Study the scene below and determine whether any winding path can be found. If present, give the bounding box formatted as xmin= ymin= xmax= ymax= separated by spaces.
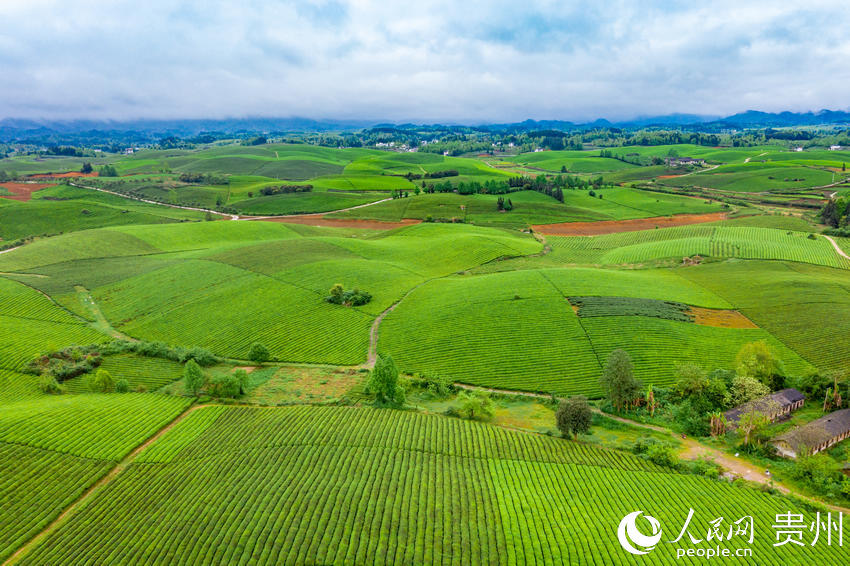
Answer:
xmin=823 ymin=235 xmax=850 ymax=260
xmin=452 ymin=383 xmax=849 ymax=513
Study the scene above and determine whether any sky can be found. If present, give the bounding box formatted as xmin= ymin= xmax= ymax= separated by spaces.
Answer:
xmin=1 ymin=0 xmax=849 ymax=123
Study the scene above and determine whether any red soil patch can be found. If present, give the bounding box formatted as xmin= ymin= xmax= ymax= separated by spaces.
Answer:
xmin=0 ymin=182 xmax=55 ymax=202
xmin=688 ymin=307 xmax=757 ymax=329
xmin=256 ymin=215 xmax=421 ymax=230
xmin=29 ymin=171 xmax=98 ymax=179
xmin=533 ymin=212 xmax=727 ymax=236
xmin=657 ymin=174 xmax=682 ymax=179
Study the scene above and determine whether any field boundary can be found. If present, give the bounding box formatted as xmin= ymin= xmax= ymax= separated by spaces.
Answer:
xmin=3 ymin=403 xmax=206 ymax=566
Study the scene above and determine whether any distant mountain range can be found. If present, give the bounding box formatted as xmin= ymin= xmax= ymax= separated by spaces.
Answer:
xmin=1 ymin=110 xmax=849 ymax=143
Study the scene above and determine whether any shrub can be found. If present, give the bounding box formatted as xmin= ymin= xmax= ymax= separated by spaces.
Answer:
xmin=209 ymin=374 xmax=240 ymax=398
xmin=248 ymin=343 xmax=270 ymax=364
xmin=183 ymin=360 xmax=206 ymax=396
xmin=455 ymin=391 xmax=494 ymax=421
xmin=38 ymin=374 xmax=64 ymax=394
xmin=555 ymin=396 xmax=592 ymax=439
xmin=326 ymin=285 xmax=372 ymax=307
xmin=115 ymin=378 xmax=130 ymax=393
xmin=88 ymin=369 xmax=115 ymax=393
xmin=366 ymin=354 xmax=405 ymax=407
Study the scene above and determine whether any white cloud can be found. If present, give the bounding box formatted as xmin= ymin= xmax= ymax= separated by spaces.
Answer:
xmin=0 ymin=0 xmax=848 ymax=121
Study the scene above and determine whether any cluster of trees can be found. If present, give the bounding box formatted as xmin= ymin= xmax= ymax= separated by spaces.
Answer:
xmin=326 ymin=284 xmax=372 ymax=307
xmin=391 ymin=189 xmax=412 ymax=199
xmin=599 ymin=341 xmax=795 ymax=441
xmin=258 ymin=184 xmax=312 ymax=196
xmin=820 ymin=197 xmax=849 ymax=228
xmin=419 ymin=174 xmax=601 ymax=201
xmin=496 ymin=196 xmax=513 ymax=211
xmin=31 ymin=340 xmax=221 ymax=394
xmin=178 ymin=173 xmax=228 ymax=185
xmin=183 ymin=342 xmax=268 ymax=398
xmin=45 ymin=146 xmax=86 ymax=157
xmin=98 ymin=164 xmax=118 ymax=177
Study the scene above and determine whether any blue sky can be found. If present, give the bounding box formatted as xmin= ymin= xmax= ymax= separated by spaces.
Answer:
xmin=1 ymin=0 xmax=848 ymax=122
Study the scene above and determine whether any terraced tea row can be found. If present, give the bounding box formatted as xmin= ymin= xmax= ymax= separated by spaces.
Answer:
xmin=379 ymin=269 xmax=811 ymax=395
xmin=550 ymin=226 xmax=850 ymax=269
xmin=19 ymin=406 xmax=848 ymax=565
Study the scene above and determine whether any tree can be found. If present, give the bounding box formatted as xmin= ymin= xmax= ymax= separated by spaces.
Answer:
xmin=80 ymin=162 xmax=93 ymax=174
xmin=233 ymin=368 xmax=250 ymax=395
xmin=599 ymin=349 xmax=641 ymax=411
xmin=456 ymin=391 xmax=494 ymax=421
xmin=709 ymin=411 xmax=727 ymax=437
xmin=556 ymin=396 xmax=592 ymax=439
xmin=329 ymin=283 xmax=344 ymax=303
xmin=248 ymin=343 xmax=270 ymax=364
xmin=727 ymin=374 xmax=770 ymax=406
xmin=183 ymin=359 xmax=205 ymax=396
xmin=98 ymin=164 xmax=118 ymax=177
xmin=38 ymin=374 xmax=64 ymax=394
xmin=736 ymin=341 xmax=784 ymax=389
xmin=367 ymin=354 xmax=405 ymax=406
xmin=737 ymin=407 xmax=770 ymax=447
xmin=115 ymin=378 xmax=130 ymax=393
xmin=88 ymin=369 xmax=115 ymax=393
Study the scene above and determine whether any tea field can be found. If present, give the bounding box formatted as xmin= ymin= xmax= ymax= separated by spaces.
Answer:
xmin=16 ymin=406 xmax=849 ymax=565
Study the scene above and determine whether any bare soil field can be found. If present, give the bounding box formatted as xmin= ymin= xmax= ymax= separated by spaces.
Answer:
xmin=688 ymin=307 xmax=758 ymax=329
xmin=532 ymin=212 xmax=727 ymax=236
xmin=0 ymin=182 xmax=55 ymax=201
xmin=29 ymin=172 xmax=98 ymax=179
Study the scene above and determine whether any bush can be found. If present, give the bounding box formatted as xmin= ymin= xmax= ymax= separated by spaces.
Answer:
xmin=455 ymin=391 xmax=494 ymax=421
xmin=326 ymin=285 xmax=372 ymax=307
xmin=115 ymin=378 xmax=130 ymax=393
xmin=38 ymin=374 xmax=64 ymax=394
xmin=248 ymin=343 xmax=270 ymax=364
xmin=366 ymin=355 xmax=405 ymax=407
xmin=555 ymin=396 xmax=592 ymax=439
xmin=183 ymin=360 xmax=206 ymax=396
xmin=88 ymin=369 xmax=115 ymax=393
xmin=209 ymin=374 xmax=241 ymax=398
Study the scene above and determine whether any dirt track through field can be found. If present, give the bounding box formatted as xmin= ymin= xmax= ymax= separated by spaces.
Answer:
xmin=260 ymin=215 xmax=420 ymax=229
xmin=3 ymin=403 xmax=207 ymax=566
xmin=452 ymin=383 xmax=849 ymax=513
xmin=824 ymin=235 xmax=850 ymax=260
xmin=532 ymin=212 xmax=728 ymax=236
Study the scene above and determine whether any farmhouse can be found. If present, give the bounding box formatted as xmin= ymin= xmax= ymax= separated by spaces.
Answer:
xmin=665 ymin=156 xmax=705 ymax=167
xmin=773 ymin=408 xmax=850 ymax=458
xmin=830 ymin=145 xmax=842 ymax=151
xmin=724 ymin=388 xmax=805 ymax=427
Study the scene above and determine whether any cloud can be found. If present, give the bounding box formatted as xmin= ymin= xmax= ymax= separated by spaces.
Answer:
xmin=0 ymin=0 xmax=848 ymax=122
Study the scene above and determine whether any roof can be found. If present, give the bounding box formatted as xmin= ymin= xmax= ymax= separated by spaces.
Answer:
xmin=775 ymin=408 xmax=850 ymax=451
xmin=724 ymin=388 xmax=805 ymax=423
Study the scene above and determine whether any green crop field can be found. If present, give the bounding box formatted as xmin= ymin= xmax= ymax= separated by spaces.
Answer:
xmin=16 ymin=405 xmax=848 ymax=565
xmin=678 ymin=261 xmax=850 ymax=372
xmin=4 ymin=139 xmax=850 ymax=565
xmin=63 ymin=354 xmax=188 ymax=393
xmin=549 ymin=225 xmax=850 ymax=269
xmin=329 ymin=187 xmax=722 ymax=227
xmin=379 ymin=267 xmax=809 ymax=395
xmin=660 ymin=162 xmax=838 ymax=192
